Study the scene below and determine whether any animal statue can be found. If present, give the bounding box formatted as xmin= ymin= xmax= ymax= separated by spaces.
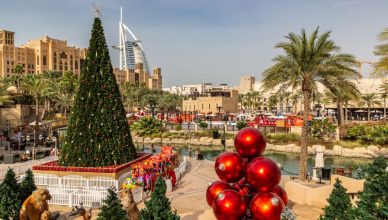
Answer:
xmin=40 ymin=210 xmax=51 ymax=220
xmin=19 ymin=188 xmax=52 ymax=220
xmin=69 ymin=202 xmax=93 ymax=220
xmin=118 ymin=188 xmax=140 ymax=220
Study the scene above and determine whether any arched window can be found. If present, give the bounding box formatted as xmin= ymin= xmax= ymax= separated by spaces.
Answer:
xmin=59 ymin=61 xmax=63 ymax=71
xmin=135 ymin=73 xmax=140 ymax=84
xmin=70 ymin=56 xmax=73 ymax=71
xmin=64 ymin=62 xmax=68 ymax=71
xmin=43 ymin=56 xmax=47 ymax=65
xmin=37 ymin=56 xmax=39 ymax=65
xmin=75 ymin=60 xmax=78 ymax=69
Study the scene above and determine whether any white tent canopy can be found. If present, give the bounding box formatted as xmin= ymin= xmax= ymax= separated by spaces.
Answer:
xmin=29 ymin=121 xmax=43 ymax=126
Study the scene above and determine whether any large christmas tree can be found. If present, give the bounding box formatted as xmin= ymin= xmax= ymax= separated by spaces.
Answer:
xmin=60 ymin=16 xmax=137 ymax=167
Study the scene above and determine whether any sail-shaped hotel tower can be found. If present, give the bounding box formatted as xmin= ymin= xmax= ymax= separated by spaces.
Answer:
xmin=118 ymin=7 xmax=150 ymax=73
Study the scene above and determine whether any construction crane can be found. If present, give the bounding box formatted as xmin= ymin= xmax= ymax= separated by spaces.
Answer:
xmin=357 ymin=60 xmax=373 ymax=76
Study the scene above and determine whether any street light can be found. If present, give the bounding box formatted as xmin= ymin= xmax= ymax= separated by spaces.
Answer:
xmin=315 ymin=103 xmax=322 ymax=118
xmin=149 ymin=98 xmax=157 ymax=118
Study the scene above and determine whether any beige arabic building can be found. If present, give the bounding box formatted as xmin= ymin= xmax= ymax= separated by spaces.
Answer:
xmin=182 ymin=89 xmax=239 ymax=114
xmin=113 ymin=63 xmax=162 ymax=90
xmin=0 ymin=29 xmax=87 ymax=77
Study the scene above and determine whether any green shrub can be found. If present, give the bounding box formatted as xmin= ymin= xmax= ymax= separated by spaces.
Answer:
xmin=176 ymin=124 xmax=182 ymax=131
xmin=345 ymin=124 xmax=388 ymax=145
xmin=198 ymin=121 xmax=208 ymax=130
xmin=266 ymin=133 xmax=300 ymax=144
xmin=236 ymin=120 xmax=247 ymax=130
xmin=309 ymin=119 xmax=336 ymax=140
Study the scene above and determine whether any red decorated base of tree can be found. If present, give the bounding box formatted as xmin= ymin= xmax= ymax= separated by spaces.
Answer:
xmin=207 ymin=127 xmax=288 ymax=219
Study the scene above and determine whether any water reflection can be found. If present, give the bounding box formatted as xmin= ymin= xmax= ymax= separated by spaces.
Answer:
xmin=136 ymin=145 xmax=375 ymax=176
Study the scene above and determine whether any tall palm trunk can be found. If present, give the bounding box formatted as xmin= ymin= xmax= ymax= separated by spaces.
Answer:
xmin=367 ymin=105 xmax=371 ymax=121
xmin=64 ymin=107 xmax=67 ymax=119
xmin=35 ymin=98 xmax=39 ymax=147
xmin=338 ymin=100 xmax=345 ymax=140
xmin=344 ymin=101 xmax=348 ymax=124
xmin=298 ymin=90 xmax=310 ymax=181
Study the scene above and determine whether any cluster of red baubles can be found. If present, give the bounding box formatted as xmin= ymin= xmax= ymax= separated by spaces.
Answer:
xmin=206 ymin=127 xmax=288 ymax=220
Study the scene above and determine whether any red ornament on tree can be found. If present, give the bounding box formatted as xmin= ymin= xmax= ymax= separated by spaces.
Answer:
xmin=234 ymin=127 xmax=266 ymax=158
xmin=215 ymin=152 xmax=244 ymax=183
xmin=250 ymin=192 xmax=285 ymax=220
xmin=246 ymin=157 xmax=281 ymax=192
xmin=206 ymin=181 xmax=232 ymax=207
xmin=213 ymin=190 xmax=247 ymax=220
xmin=272 ymin=185 xmax=288 ymax=206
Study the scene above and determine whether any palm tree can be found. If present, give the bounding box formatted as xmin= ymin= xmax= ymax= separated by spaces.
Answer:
xmin=268 ymin=95 xmax=278 ymax=112
xmin=0 ymin=83 xmax=13 ymax=125
xmin=290 ymin=93 xmax=301 ymax=113
xmin=131 ymin=116 xmax=163 ymax=146
xmin=380 ymin=83 xmax=388 ymax=119
xmin=14 ymin=64 xmax=23 ymax=91
xmin=53 ymin=89 xmax=74 ymax=119
xmin=41 ymin=71 xmax=61 ymax=119
xmin=359 ymin=93 xmax=382 ymax=121
xmin=324 ymin=82 xmax=359 ymax=138
xmin=262 ymin=28 xmax=359 ymax=180
xmin=373 ymin=28 xmax=388 ymax=77
xmin=20 ymin=74 xmax=46 ymax=147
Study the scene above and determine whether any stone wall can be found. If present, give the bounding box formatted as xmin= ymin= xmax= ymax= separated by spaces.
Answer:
xmin=132 ymin=135 xmax=388 ymax=159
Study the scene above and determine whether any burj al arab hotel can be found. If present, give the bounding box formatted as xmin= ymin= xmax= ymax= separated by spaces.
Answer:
xmin=116 ymin=7 xmax=150 ymax=73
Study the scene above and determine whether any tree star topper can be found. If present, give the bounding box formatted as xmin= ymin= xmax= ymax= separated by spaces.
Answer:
xmin=92 ymin=3 xmax=103 ymax=18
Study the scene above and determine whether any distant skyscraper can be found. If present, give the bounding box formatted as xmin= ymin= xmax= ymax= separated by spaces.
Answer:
xmin=118 ymin=7 xmax=150 ymax=73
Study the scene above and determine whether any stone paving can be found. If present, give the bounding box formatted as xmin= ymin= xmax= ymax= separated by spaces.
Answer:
xmin=46 ymin=157 xmax=323 ymax=219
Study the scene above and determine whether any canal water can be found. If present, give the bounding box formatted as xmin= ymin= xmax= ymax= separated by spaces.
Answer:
xmin=138 ymin=145 xmax=375 ymax=176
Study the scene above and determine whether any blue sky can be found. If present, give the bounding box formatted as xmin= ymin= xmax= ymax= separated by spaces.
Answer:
xmin=1 ymin=0 xmax=387 ymax=87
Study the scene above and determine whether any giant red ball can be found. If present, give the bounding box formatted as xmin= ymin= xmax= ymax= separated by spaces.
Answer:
xmin=213 ymin=190 xmax=247 ymax=220
xmin=206 ymin=181 xmax=232 ymax=207
xmin=215 ymin=152 xmax=244 ymax=183
xmin=234 ymin=127 xmax=266 ymax=158
xmin=246 ymin=157 xmax=281 ymax=192
xmin=272 ymin=185 xmax=288 ymax=206
xmin=250 ymin=192 xmax=285 ymax=220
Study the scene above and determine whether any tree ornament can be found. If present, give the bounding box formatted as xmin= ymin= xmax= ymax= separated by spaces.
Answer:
xmin=234 ymin=127 xmax=266 ymax=158
xmin=250 ymin=192 xmax=284 ymax=220
xmin=206 ymin=181 xmax=232 ymax=206
xmin=246 ymin=157 xmax=281 ymax=192
xmin=272 ymin=185 xmax=288 ymax=206
xmin=215 ymin=152 xmax=244 ymax=183
xmin=212 ymin=190 xmax=247 ymax=220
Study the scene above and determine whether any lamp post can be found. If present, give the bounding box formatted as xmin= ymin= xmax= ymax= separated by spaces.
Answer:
xmin=315 ymin=103 xmax=322 ymax=118
xmin=149 ymin=98 xmax=157 ymax=118
xmin=6 ymin=120 xmax=11 ymax=154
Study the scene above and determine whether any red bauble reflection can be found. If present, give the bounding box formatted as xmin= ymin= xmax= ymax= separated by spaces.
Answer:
xmin=246 ymin=157 xmax=281 ymax=192
xmin=206 ymin=181 xmax=232 ymax=207
xmin=215 ymin=152 xmax=244 ymax=183
xmin=272 ymin=185 xmax=288 ymax=206
xmin=250 ymin=192 xmax=285 ymax=220
xmin=213 ymin=190 xmax=247 ymax=220
xmin=234 ymin=127 xmax=266 ymax=158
